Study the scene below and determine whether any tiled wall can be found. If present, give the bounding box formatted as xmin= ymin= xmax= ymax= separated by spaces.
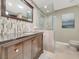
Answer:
xmin=0 ymin=17 xmax=33 ymax=35
xmin=0 ymin=0 xmax=46 ymax=35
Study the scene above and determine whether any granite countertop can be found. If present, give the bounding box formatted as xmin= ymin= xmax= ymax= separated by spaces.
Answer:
xmin=0 ymin=32 xmax=42 ymax=44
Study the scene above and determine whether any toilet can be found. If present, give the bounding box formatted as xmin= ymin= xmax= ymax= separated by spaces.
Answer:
xmin=69 ymin=40 xmax=79 ymax=51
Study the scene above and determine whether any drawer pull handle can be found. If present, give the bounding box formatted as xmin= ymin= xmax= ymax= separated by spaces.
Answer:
xmin=15 ymin=49 xmax=19 ymax=52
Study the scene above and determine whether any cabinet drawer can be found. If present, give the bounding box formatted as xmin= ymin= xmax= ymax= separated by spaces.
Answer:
xmin=7 ymin=43 xmax=23 ymax=59
xmin=8 ymin=54 xmax=23 ymax=59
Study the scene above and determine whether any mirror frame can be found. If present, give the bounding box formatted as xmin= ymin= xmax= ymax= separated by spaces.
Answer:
xmin=1 ymin=0 xmax=33 ymax=23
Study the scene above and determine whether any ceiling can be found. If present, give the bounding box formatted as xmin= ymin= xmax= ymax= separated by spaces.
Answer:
xmin=32 ymin=0 xmax=79 ymax=15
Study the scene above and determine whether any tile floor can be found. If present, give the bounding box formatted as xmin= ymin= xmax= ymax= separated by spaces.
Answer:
xmin=39 ymin=50 xmax=54 ymax=59
xmin=39 ymin=45 xmax=79 ymax=59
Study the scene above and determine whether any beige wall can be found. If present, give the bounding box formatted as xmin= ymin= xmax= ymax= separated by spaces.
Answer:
xmin=52 ymin=6 xmax=79 ymax=43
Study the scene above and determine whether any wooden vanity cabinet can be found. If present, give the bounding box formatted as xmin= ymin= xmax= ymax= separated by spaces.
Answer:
xmin=0 ymin=47 xmax=2 ymax=59
xmin=32 ymin=34 xmax=43 ymax=59
xmin=23 ymin=40 xmax=32 ymax=59
xmin=32 ymin=37 xmax=39 ymax=59
xmin=23 ymin=33 xmax=43 ymax=59
xmin=0 ymin=33 xmax=43 ymax=59
xmin=2 ymin=42 xmax=23 ymax=59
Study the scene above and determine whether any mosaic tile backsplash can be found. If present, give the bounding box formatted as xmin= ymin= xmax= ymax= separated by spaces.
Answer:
xmin=0 ymin=17 xmax=33 ymax=35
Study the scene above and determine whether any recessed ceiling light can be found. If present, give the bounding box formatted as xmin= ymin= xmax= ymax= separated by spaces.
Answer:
xmin=69 ymin=0 xmax=74 ymax=2
xmin=47 ymin=10 xmax=49 ymax=12
xmin=44 ymin=5 xmax=47 ymax=8
xmin=17 ymin=5 xmax=24 ymax=9
xmin=8 ymin=2 xmax=12 ymax=6
xmin=27 ymin=11 xmax=31 ymax=13
xmin=5 ymin=11 xmax=9 ymax=15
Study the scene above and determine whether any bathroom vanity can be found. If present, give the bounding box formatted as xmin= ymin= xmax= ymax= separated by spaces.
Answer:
xmin=0 ymin=32 xmax=43 ymax=59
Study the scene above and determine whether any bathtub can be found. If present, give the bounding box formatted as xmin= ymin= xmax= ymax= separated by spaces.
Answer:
xmin=55 ymin=41 xmax=76 ymax=52
xmin=55 ymin=41 xmax=69 ymax=52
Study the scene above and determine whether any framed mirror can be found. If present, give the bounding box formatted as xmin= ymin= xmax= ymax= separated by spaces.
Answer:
xmin=1 ymin=0 xmax=33 ymax=23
